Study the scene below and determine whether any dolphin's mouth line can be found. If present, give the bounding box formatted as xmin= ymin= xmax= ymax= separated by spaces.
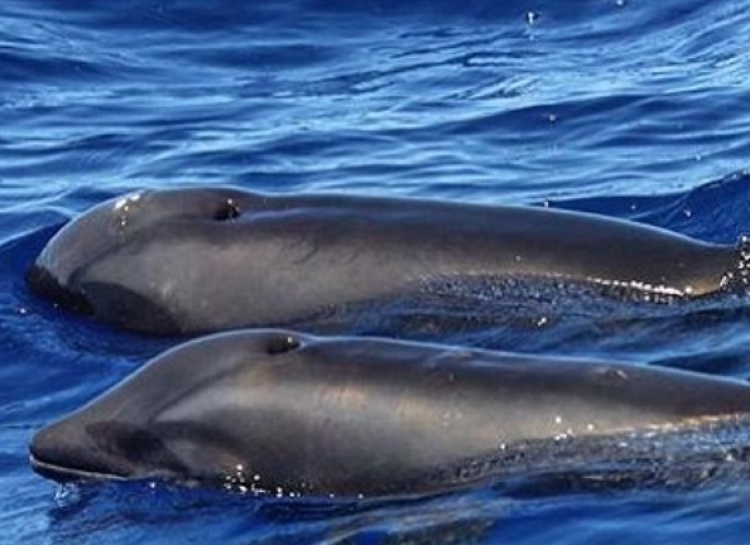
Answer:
xmin=29 ymin=453 xmax=128 ymax=483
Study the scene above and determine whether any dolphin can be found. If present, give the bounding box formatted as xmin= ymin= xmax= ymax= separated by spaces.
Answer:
xmin=29 ymin=329 xmax=750 ymax=497
xmin=26 ymin=188 xmax=747 ymax=335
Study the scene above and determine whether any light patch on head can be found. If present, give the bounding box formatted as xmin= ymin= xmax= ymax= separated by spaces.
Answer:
xmin=113 ymin=191 xmax=143 ymax=211
xmin=112 ymin=192 xmax=144 ymax=229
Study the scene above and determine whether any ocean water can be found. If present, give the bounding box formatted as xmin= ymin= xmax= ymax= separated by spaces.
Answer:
xmin=4 ymin=0 xmax=750 ymax=543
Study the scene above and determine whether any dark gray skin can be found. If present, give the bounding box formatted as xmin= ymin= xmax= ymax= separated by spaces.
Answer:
xmin=29 ymin=330 xmax=750 ymax=497
xmin=26 ymin=188 xmax=743 ymax=335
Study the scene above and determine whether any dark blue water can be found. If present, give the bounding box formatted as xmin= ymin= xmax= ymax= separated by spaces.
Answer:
xmin=4 ymin=0 xmax=750 ymax=542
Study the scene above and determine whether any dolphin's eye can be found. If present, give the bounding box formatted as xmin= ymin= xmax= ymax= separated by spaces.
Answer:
xmin=213 ymin=200 xmax=241 ymax=221
xmin=266 ymin=335 xmax=301 ymax=355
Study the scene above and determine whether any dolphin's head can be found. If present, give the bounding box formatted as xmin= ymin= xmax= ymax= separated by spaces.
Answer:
xmin=29 ymin=330 xmax=307 ymax=489
xmin=25 ymin=188 xmax=260 ymax=333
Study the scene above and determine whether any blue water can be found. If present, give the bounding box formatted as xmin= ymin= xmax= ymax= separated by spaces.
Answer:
xmin=4 ymin=0 xmax=750 ymax=542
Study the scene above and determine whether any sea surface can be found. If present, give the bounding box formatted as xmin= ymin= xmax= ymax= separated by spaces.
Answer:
xmin=4 ymin=0 xmax=750 ymax=543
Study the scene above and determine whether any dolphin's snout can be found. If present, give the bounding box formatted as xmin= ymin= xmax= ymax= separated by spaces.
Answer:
xmin=25 ymin=264 xmax=94 ymax=316
xmin=29 ymin=419 xmax=132 ymax=482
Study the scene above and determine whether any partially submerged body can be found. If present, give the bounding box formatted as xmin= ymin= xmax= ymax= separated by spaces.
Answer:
xmin=30 ymin=330 xmax=750 ymax=497
xmin=26 ymin=188 xmax=747 ymax=335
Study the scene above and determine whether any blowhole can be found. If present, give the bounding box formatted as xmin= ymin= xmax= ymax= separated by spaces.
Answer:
xmin=213 ymin=201 xmax=241 ymax=221
xmin=266 ymin=335 xmax=302 ymax=355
